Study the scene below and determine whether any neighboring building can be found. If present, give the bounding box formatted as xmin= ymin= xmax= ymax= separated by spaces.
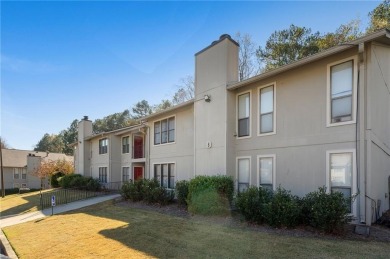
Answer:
xmin=1 ymin=149 xmax=73 ymax=189
xmin=74 ymin=29 xmax=390 ymax=226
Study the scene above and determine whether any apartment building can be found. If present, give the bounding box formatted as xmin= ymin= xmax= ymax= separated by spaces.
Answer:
xmin=1 ymin=149 xmax=74 ymax=189
xmin=74 ymin=29 xmax=390 ymax=225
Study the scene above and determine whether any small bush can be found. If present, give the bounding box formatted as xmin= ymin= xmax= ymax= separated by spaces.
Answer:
xmin=50 ymin=172 xmax=65 ymax=188
xmin=235 ymin=187 xmax=273 ymax=224
xmin=188 ymin=188 xmax=231 ymax=216
xmin=302 ymin=187 xmax=351 ymax=233
xmin=187 ymin=175 xmax=234 ymax=215
xmin=120 ymin=179 xmax=174 ymax=205
xmin=265 ymin=186 xmax=301 ymax=228
xmin=86 ymin=177 xmax=101 ymax=191
xmin=175 ymin=180 xmax=189 ymax=206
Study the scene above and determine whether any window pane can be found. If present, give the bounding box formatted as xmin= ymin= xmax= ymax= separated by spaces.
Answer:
xmin=238 ymin=118 xmax=249 ymax=137
xmin=154 ymin=122 xmax=161 ymax=145
xmin=331 ymin=61 xmax=353 ymax=98
xmin=168 ymin=117 xmax=175 ymax=130
xmin=168 ymin=130 xmax=175 ymax=142
xmin=155 ymin=164 xmax=161 ymax=185
xmin=162 ymin=164 xmax=168 ymax=188
xmin=330 ymin=153 xmax=352 ymax=187
xmin=238 ymin=159 xmax=250 ymax=184
xmin=260 ymin=113 xmax=273 ymax=133
xmin=332 ymin=96 xmax=352 ymax=119
xmin=161 ymin=120 xmax=168 ymax=143
xmin=260 ymin=157 xmax=273 ymax=185
xmin=260 ymin=86 xmax=273 ymax=114
xmin=161 ymin=120 xmax=167 ymax=131
xmin=161 ymin=132 xmax=168 ymax=143
xmin=238 ymin=93 xmax=249 ymax=119
xmin=169 ymin=164 xmax=175 ymax=188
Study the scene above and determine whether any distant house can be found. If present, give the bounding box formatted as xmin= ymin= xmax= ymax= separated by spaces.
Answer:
xmin=1 ymin=149 xmax=73 ymax=190
xmin=74 ymin=29 xmax=390 ymax=226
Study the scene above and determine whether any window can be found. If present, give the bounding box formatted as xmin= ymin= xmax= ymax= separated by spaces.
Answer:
xmin=122 ymin=167 xmax=130 ymax=182
xmin=154 ymin=163 xmax=175 ymax=189
xmin=13 ymin=183 xmax=20 ymax=188
xmin=99 ymin=167 xmax=108 ymax=183
xmin=122 ymin=136 xmax=130 ymax=154
xmin=13 ymin=168 xmax=20 ymax=179
xmin=327 ymin=58 xmax=356 ymax=126
xmin=258 ymin=155 xmax=275 ymax=191
xmin=21 ymin=183 xmax=27 ymax=188
xmin=99 ymin=138 xmax=108 ymax=154
xmin=327 ymin=151 xmax=355 ymax=213
xmin=259 ymin=85 xmax=275 ymax=134
xmin=21 ymin=168 xmax=27 ymax=180
xmin=237 ymin=92 xmax=250 ymax=137
xmin=154 ymin=117 xmax=175 ymax=145
xmin=237 ymin=157 xmax=250 ymax=192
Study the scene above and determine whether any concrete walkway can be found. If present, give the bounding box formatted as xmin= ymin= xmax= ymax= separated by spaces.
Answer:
xmin=0 ymin=194 xmax=121 ymax=259
xmin=0 ymin=194 xmax=121 ymax=228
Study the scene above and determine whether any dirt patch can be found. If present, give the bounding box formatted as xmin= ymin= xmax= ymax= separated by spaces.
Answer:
xmin=117 ymin=199 xmax=390 ymax=242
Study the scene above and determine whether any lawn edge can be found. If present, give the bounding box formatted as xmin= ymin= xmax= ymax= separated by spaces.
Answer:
xmin=0 ymin=229 xmax=18 ymax=259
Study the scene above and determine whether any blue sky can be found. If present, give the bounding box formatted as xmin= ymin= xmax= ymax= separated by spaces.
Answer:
xmin=1 ymin=1 xmax=380 ymax=150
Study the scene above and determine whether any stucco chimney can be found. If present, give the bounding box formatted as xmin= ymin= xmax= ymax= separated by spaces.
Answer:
xmin=77 ymin=116 xmax=92 ymax=176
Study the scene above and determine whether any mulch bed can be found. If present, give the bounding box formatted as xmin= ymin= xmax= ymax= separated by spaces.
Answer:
xmin=116 ymin=199 xmax=390 ymax=242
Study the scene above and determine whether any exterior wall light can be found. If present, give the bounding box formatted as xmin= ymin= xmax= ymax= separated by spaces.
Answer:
xmin=204 ymin=95 xmax=211 ymax=102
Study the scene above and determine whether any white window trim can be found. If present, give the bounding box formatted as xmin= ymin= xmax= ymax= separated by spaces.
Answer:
xmin=122 ymin=135 xmax=130 ymax=154
xmin=152 ymin=162 xmax=176 ymax=189
xmin=326 ymin=149 xmax=357 ymax=217
xmin=122 ymin=166 xmax=130 ymax=182
xmin=257 ymin=154 xmax=276 ymax=191
xmin=236 ymin=156 xmax=252 ymax=189
xmin=257 ymin=82 xmax=277 ymax=136
xmin=236 ymin=90 xmax=252 ymax=139
xmin=153 ymin=115 xmax=176 ymax=147
xmin=326 ymin=56 xmax=358 ymax=127
xmin=98 ymin=137 xmax=108 ymax=155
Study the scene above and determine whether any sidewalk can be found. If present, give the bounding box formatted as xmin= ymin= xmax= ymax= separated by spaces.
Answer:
xmin=0 ymin=194 xmax=121 ymax=228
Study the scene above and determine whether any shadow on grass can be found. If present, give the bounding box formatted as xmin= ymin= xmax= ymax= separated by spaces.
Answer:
xmin=0 ymin=192 xmax=42 ymax=217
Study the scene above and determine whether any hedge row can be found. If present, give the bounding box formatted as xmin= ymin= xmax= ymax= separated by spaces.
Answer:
xmin=236 ymin=186 xmax=352 ymax=233
xmin=57 ymin=174 xmax=101 ymax=191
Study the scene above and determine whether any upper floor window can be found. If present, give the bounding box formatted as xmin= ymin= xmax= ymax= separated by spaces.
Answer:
xmin=327 ymin=58 xmax=356 ymax=126
xmin=154 ymin=117 xmax=175 ymax=145
xmin=259 ymin=85 xmax=275 ymax=135
xmin=13 ymin=168 xmax=20 ymax=179
xmin=122 ymin=136 xmax=130 ymax=154
xmin=99 ymin=138 xmax=108 ymax=154
xmin=237 ymin=92 xmax=250 ymax=137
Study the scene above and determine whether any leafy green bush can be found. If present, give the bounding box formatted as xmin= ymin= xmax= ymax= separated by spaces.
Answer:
xmin=302 ymin=187 xmax=351 ymax=233
xmin=70 ymin=175 xmax=88 ymax=188
xmin=175 ymin=180 xmax=189 ymax=206
xmin=86 ymin=177 xmax=101 ymax=191
xmin=120 ymin=179 xmax=174 ymax=205
xmin=235 ymin=187 xmax=273 ymax=224
xmin=58 ymin=174 xmax=81 ymax=188
xmin=265 ymin=186 xmax=301 ymax=228
xmin=187 ymin=175 xmax=234 ymax=215
xmin=188 ymin=188 xmax=231 ymax=216
xmin=50 ymin=172 xmax=64 ymax=188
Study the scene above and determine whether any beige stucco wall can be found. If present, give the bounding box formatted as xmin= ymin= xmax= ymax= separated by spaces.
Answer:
xmin=148 ymin=103 xmax=194 ymax=182
xmin=365 ymin=42 xmax=390 ymax=222
xmin=233 ymin=48 xmax=359 ymax=199
xmin=89 ymin=137 xmax=110 ymax=180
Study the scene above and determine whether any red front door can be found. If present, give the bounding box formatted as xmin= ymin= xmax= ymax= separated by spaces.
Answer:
xmin=133 ymin=167 xmax=143 ymax=181
xmin=133 ymin=136 xmax=144 ymax=159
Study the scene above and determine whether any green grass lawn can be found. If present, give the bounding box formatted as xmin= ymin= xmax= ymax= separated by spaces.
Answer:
xmin=3 ymin=201 xmax=390 ymax=259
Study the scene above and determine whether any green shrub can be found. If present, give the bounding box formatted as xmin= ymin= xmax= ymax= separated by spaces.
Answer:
xmin=70 ymin=176 xmax=88 ymax=189
xmin=302 ymin=187 xmax=352 ymax=233
xmin=175 ymin=180 xmax=189 ymax=206
xmin=187 ymin=175 xmax=234 ymax=215
xmin=265 ymin=186 xmax=301 ymax=228
xmin=120 ymin=179 xmax=174 ymax=205
xmin=188 ymin=188 xmax=231 ymax=216
xmin=235 ymin=187 xmax=273 ymax=224
xmin=58 ymin=174 xmax=84 ymax=189
xmin=86 ymin=177 xmax=101 ymax=191
xmin=50 ymin=172 xmax=64 ymax=188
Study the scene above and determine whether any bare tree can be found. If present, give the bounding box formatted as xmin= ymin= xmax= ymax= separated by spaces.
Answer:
xmin=172 ymin=75 xmax=194 ymax=104
xmin=235 ymin=32 xmax=260 ymax=81
xmin=0 ymin=137 xmax=10 ymax=149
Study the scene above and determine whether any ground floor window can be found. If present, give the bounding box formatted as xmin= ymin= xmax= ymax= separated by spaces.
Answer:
xmin=99 ymin=167 xmax=108 ymax=183
xmin=327 ymin=150 xmax=355 ymax=213
xmin=21 ymin=183 xmax=27 ymax=188
xmin=122 ymin=167 xmax=130 ymax=182
xmin=154 ymin=163 xmax=175 ymax=189
xmin=258 ymin=155 xmax=275 ymax=191
xmin=13 ymin=183 xmax=20 ymax=188
xmin=237 ymin=157 xmax=250 ymax=193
